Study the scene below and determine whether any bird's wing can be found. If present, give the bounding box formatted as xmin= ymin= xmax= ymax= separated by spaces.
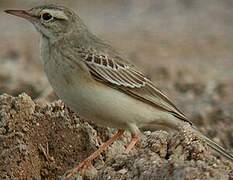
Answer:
xmin=77 ymin=47 xmax=191 ymax=124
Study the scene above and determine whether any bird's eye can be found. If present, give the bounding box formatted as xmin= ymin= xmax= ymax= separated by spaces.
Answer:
xmin=41 ymin=13 xmax=53 ymax=22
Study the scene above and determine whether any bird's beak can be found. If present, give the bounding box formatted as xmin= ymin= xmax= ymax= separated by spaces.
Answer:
xmin=4 ymin=9 xmax=38 ymax=22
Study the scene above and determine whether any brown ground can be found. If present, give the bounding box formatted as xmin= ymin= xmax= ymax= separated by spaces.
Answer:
xmin=0 ymin=93 xmax=233 ymax=180
xmin=0 ymin=1 xmax=233 ymax=180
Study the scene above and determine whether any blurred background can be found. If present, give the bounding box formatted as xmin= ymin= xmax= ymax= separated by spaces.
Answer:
xmin=0 ymin=0 xmax=233 ymax=129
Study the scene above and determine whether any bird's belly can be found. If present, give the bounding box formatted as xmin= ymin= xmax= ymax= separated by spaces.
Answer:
xmin=45 ymin=64 xmax=178 ymax=132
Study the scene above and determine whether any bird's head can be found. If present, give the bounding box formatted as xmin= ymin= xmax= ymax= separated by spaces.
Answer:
xmin=5 ymin=4 xmax=84 ymax=40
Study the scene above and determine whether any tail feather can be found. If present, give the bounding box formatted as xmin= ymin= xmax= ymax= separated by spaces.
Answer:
xmin=196 ymin=130 xmax=233 ymax=162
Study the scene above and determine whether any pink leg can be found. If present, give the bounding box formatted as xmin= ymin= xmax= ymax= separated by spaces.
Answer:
xmin=64 ymin=129 xmax=125 ymax=179
xmin=125 ymin=134 xmax=140 ymax=153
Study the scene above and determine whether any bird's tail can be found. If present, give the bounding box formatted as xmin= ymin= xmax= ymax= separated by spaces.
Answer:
xmin=194 ymin=129 xmax=233 ymax=162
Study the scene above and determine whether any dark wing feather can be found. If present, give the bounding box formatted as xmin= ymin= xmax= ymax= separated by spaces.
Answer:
xmin=78 ymin=48 xmax=191 ymax=124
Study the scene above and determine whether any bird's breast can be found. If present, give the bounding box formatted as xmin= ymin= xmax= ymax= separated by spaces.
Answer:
xmin=42 ymin=46 xmax=99 ymax=117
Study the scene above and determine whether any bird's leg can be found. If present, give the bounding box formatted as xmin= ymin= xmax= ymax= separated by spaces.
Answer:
xmin=65 ymin=129 xmax=125 ymax=179
xmin=125 ymin=133 xmax=140 ymax=153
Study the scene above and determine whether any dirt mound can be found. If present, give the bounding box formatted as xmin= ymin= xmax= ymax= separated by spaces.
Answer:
xmin=0 ymin=93 xmax=232 ymax=180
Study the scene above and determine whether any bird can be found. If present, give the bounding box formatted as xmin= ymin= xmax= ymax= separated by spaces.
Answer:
xmin=5 ymin=4 xmax=233 ymax=179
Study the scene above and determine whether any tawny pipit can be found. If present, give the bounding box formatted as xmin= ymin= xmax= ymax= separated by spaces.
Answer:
xmin=5 ymin=4 xmax=233 ymax=178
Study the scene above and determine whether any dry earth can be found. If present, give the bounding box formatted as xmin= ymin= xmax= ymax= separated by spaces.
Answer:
xmin=0 ymin=93 xmax=232 ymax=180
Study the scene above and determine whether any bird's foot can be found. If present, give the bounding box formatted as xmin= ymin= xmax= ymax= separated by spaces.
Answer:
xmin=62 ymin=158 xmax=92 ymax=179
xmin=125 ymin=134 xmax=140 ymax=153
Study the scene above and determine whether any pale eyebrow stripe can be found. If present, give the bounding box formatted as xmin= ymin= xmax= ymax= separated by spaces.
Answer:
xmin=41 ymin=9 xmax=68 ymax=20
